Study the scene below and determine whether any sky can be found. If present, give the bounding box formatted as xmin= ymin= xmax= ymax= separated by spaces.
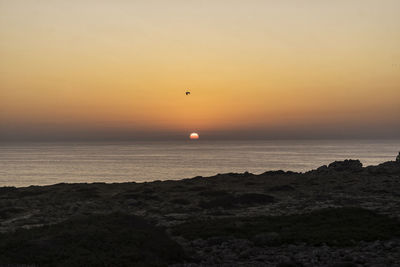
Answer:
xmin=1 ymin=0 xmax=399 ymax=141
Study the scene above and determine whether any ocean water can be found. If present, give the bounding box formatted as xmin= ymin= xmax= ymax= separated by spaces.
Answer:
xmin=0 ymin=140 xmax=399 ymax=187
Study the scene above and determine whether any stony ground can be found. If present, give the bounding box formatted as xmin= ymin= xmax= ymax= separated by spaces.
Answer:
xmin=0 ymin=157 xmax=399 ymax=266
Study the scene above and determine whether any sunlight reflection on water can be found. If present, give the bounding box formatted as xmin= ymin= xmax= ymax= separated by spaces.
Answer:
xmin=0 ymin=140 xmax=399 ymax=186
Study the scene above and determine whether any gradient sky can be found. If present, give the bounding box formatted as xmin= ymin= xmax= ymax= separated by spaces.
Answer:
xmin=1 ymin=0 xmax=399 ymax=140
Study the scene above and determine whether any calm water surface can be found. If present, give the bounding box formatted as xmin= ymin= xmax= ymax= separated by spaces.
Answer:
xmin=0 ymin=140 xmax=399 ymax=187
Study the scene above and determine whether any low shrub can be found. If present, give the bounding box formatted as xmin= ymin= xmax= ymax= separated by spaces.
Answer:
xmin=0 ymin=213 xmax=186 ymax=266
xmin=173 ymin=208 xmax=400 ymax=246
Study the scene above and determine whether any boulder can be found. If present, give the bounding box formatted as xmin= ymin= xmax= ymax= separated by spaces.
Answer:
xmin=327 ymin=160 xmax=363 ymax=172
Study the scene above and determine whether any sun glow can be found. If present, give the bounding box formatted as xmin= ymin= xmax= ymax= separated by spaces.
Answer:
xmin=190 ymin=133 xmax=199 ymax=140
xmin=1 ymin=1 xmax=399 ymax=141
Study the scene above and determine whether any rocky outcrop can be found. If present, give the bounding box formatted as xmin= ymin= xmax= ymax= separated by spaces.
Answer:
xmin=366 ymin=161 xmax=400 ymax=174
xmin=327 ymin=159 xmax=363 ymax=172
xmin=366 ymin=153 xmax=400 ymax=174
xmin=311 ymin=159 xmax=364 ymax=174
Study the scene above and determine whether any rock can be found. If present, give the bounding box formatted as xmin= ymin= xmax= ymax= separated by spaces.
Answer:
xmin=253 ymin=232 xmax=280 ymax=246
xmin=327 ymin=160 xmax=363 ymax=172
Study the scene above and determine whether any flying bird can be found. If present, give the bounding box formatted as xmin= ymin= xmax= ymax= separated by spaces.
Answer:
xmin=185 ymin=90 xmax=190 ymax=96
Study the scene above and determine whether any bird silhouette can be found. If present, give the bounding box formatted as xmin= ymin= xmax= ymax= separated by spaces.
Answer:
xmin=185 ymin=91 xmax=190 ymax=95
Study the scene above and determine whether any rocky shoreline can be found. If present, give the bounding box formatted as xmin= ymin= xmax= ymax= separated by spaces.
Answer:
xmin=0 ymin=155 xmax=399 ymax=266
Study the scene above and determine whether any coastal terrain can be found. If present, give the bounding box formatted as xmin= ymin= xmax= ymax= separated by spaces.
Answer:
xmin=0 ymin=155 xmax=400 ymax=266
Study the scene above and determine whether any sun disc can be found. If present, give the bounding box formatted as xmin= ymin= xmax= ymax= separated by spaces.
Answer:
xmin=190 ymin=133 xmax=199 ymax=140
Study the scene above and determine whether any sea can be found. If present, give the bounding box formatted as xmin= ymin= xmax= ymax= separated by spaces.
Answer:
xmin=0 ymin=140 xmax=399 ymax=187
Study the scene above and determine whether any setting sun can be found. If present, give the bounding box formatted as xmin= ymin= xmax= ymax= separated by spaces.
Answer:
xmin=190 ymin=133 xmax=199 ymax=140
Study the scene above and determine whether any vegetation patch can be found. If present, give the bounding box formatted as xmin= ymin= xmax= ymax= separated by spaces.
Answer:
xmin=15 ymin=187 xmax=49 ymax=198
xmin=199 ymin=193 xmax=275 ymax=209
xmin=187 ymin=186 xmax=209 ymax=191
xmin=0 ymin=186 xmax=17 ymax=194
xmin=70 ymin=186 xmax=100 ymax=198
xmin=170 ymin=198 xmax=191 ymax=205
xmin=199 ymin=195 xmax=237 ymax=209
xmin=0 ymin=207 xmax=25 ymax=220
xmin=235 ymin=193 xmax=275 ymax=205
xmin=172 ymin=208 xmax=400 ymax=246
xmin=267 ymin=185 xmax=295 ymax=192
xmin=198 ymin=190 xmax=230 ymax=197
xmin=0 ymin=213 xmax=186 ymax=266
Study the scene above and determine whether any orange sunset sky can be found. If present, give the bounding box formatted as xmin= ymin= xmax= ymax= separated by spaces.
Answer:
xmin=1 ymin=0 xmax=399 ymax=140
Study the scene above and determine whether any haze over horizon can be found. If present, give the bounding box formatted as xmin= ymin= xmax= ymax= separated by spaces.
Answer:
xmin=1 ymin=0 xmax=399 ymax=141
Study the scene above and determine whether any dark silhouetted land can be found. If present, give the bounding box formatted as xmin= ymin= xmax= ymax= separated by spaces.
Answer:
xmin=1 ymin=155 xmax=400 ymax=266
